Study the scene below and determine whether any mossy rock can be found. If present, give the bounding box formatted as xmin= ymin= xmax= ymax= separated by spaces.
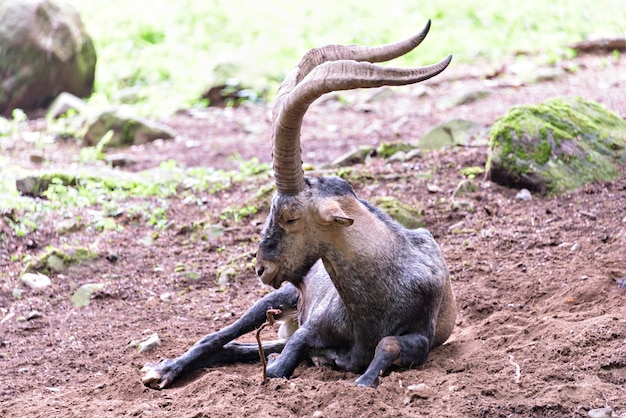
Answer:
xmin=15 ymin=173 xmax=78 ymax=197
xmin=83 ymin=108 xmax=176 ymax=148
xmin=376 ymin=141 xmax=416 ymax=159
xmin=486 ymin=97 xmax=626 ymax=195
xmin=22 ymin=247 xmax=98 ymax=275
xmin=375 ymin=196 xmax=424 ymax=229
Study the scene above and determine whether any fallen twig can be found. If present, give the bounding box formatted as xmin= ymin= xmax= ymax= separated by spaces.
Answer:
xmin=256 ymin=308 xmax=281 ymax=385
xmin=508 ymin=354 xmax=521 ymax=385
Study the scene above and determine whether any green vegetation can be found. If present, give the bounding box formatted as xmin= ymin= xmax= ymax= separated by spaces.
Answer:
xmin=487 ymin=97 xmax=626 ymax=194
xmin=66 ymin=0 xmax=626 ymax=115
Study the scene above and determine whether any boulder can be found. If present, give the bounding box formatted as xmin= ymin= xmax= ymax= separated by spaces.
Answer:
xmin=0 ymin=0 xmax=97 ymax=115
xmin=486 ymin=97 xmax=626 ymax=195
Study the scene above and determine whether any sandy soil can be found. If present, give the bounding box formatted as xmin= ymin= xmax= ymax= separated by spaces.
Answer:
xmin=1 ymin=53 xmax=625 ymax=417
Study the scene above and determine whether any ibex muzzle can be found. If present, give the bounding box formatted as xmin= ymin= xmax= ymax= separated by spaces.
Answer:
xmin=142 ymin=20 xmax=456 ymax=389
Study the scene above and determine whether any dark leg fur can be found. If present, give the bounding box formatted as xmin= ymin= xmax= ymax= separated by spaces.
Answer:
xmin=265 ymin=327 xmax=314 ymax=379
xmin=354 ymin=334 xmax=430 ymax=388
xmin=142 ymin=284 xmax=299 ymax=389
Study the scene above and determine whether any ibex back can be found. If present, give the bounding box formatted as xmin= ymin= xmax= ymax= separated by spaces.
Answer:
xmin=142 ymin=20 xmax=456 ymax=389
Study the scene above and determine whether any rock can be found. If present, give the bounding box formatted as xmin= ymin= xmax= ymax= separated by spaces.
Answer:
xmin=29 ymin=153 xmax=45 ymax=164
xmin=0 ymin=0 xmax=96 ymax=115
xmin=426 ymin=183 xmax=443 ymax=193
xmin=46 ymin=92 xmax=89 ymax=119
xmin=587 ymin=407 xmax=612 ymax=418
xmin=404 ymin=383 xmax=435 ymax=404
xmin=199 ymin=58 xmax=263 ymax=107
xmin=135 ymin=333 xmax=161 ymax=353
xmin=376 ymin=141 xmax=416 ymax=159
xmin=515 ymin=189 xmax=532 ymax=201
xmin=374 ymin=196 xmax=424 ymax=229
xmin=570 ymin=36 xmax=626 ymax=54
xmin=486 ymin=97 xmax=626 ymax=195
xmin=46 ymin=254 xmax=65 ymax=273
xmin=418 ymin=119 xmax=488 ymax=150
xmin=436 ymin=88 xmax=491 ymax=110
xmin=217 ymin=267 xmax=236 ymax=288
xmin=55 ymin=218 xmax=84 ymax=235
xmin=20 ymin=272 xmax=51 ymax=290
xmin=16 ymin=173 xmax=77 ymax=197
xmin=83 ymin=108 xmax=176 ymax=148
xmin=71 ymin=283 xmax=105 ymax=307
xmin=328 ymin=146 xmax=374 ymax=167
xmin=105 ymin=153 xmax=137 ymax=168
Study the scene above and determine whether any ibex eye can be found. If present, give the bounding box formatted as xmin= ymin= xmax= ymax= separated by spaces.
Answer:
xmin=285 ymin=218 xmax=300 ymax=225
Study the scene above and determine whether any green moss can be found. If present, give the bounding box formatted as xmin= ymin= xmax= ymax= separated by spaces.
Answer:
xmin=487 ymin=97 xmax=626 ymax=194
xmin=374 ymin=196 xmax=424 ymax=229
xmin=376 ymin=142 xmax=415 ymax=159
xmin=22 ymin=246 xmax=98 ymax=275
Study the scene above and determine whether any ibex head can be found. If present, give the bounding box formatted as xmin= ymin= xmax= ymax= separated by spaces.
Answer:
xmin=256 ymin=21 xmax=451 ymax=289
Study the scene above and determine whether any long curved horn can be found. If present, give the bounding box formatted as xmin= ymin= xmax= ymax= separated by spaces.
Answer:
xmin=272 ymin=21 xmax=451 ymax=195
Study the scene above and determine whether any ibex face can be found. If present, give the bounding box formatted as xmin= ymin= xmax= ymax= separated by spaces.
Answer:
xmin=256 ymin=176 xmax=356 ymax=289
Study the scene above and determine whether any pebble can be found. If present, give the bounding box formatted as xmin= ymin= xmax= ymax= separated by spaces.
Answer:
xmin=515 ymin=189 xmax=532 ymax=201
xmin=136 ymin=333 xmax=161 ymax=353
xmin=403 ymin=383 xmax=434 ymax=404
xmin=588 ymin=407 xmax=612 ymax=418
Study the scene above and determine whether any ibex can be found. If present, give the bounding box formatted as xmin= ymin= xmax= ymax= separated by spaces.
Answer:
xmin=142 ymin=20 xmax=456 ymax=389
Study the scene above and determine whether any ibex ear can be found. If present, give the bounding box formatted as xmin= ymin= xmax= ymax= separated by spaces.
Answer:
xmin=318 ymin=200 xmax=354 ymax=227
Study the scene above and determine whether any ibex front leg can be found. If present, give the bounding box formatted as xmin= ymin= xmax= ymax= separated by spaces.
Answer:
xmin=142 ymin=284 xmax=299 ymax=389
xmin=354 ymin=333 xmax=431 ymax=388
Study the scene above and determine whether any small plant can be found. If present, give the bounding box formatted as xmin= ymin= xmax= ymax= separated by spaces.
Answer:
xmin=220 ymin=205 xmax=258 ymax=224
xmin=459 ymin=166 xmax=485 ymax=179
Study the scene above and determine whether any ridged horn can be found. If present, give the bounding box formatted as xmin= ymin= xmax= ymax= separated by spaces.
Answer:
xmin=271 ymin=20 xmax=451 ymax=195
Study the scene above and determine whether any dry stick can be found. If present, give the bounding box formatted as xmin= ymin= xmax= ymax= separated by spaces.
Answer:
xmin=256 ymin=308 xmax=282 ymax=385
xmin=508 ymin=354 xmax=522 ymax=385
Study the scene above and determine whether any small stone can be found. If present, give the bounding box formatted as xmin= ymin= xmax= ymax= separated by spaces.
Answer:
xmin=515 ymin=189 xmax=532 ymax=201
xmin=450 ymin=200 xmax=474 ymax=212
xmin=588 ymin=407 xmax=612 ymax=418
xmin=404 ymin=383 xmax=434 ymax=404
xmin=29 ymin=153 xmax=45 ymax=164
xmin=20 ymin=272 xmax=52 ymax=290
xmin=71 ymin=283 xmax=105 ymax=307
xmin=105 ymin=153 xmax=137 ymax=168
xmin=217 ymin=267 xmax=236 ymax=288
xmin=46 ymin=254 xmax=66 ymax=273
xmin=55 ymin=219 xmax=83 ymax=235
xmin=328 ymin=146 xmax=374 ymax=167
xmin=571 ymin=243 xmax=581 ymax=251
xmin=136 ymin=333 xmax=161 ymax=353
xmin=426 ymin=183 xmax=443 ymax=193
xmin=26 ymin=310 xmax=42 ymax=320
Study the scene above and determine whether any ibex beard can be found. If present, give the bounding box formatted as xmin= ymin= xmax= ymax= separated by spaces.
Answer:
xmin=142 ymin=19 xmax=456 ymax=389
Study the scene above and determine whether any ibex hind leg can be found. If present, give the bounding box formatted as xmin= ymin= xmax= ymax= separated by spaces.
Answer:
xmin=141 ymin=283 xmax=300 ymax=389
xmin=354 ymin=334 xmax=430 ymax=388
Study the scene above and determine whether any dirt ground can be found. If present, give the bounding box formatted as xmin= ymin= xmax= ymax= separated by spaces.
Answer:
xmin=1 ymin=53 xmax=626 ymax=417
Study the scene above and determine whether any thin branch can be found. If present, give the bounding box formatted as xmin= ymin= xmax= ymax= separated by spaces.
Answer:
xmin=256 ymin=308 xmax=282 ymax=385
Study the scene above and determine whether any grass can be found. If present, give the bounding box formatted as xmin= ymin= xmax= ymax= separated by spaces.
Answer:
xmin=66 ymin=0 xmax=626 ymax=115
